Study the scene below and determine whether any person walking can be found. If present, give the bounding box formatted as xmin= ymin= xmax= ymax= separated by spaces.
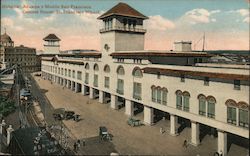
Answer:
xmin=73 ymin=142 xmax=77 ymax=152
xmin=183 ymin=140 xmax=188 ymax=148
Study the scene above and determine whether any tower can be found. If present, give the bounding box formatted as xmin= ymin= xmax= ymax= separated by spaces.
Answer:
xmin=43 ymin=34 xmax=61 ymax=54
xmin=98 ymin=2 xmax=148 ymax=55
xmin=0 ymin=29 xmax=14 ymax=47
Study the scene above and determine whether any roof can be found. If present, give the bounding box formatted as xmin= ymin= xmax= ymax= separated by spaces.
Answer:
xmin=0 ymin=33 xmax=13 ymax=43
xmin=41 ymin=52 xmax=102 ymax=58
xmin=142 ymin=67 xmax=249 ymax=81
xmin=98 ymin=2 xmax=148 ymax=19
xmin=110 ymin=52 xmax=213 ymax=58
xmin=43 ymin=34 xmax=61 ymax=41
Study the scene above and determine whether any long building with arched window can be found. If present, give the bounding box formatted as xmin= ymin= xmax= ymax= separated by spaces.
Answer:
xmin=40 ymin=2 xmax=249 ymax=156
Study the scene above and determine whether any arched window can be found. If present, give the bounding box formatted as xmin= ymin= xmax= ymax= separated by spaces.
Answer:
xmin=104 ymin=65 xmax=110 ymax=73
xmin=94 ymin=64 xmax=99 ymax=71
xmin=183 ymin=91 xmax=190 ymax=112
xmin=156 ymin=87 xmax=161 ymax=103
xmin=207 ymin=96 xmax=216 ymax=119
xmin=85 ymin=63 xmax=89 ymax=70
xmin=151 ymin=85 xmax=156 ymax=102
xmin=198 ymin=94 xmax=206 ymax=116
xmin=176 ymin=90 xmax=182 ymax=110
xmin=238 ymin=101 xmax=249 ymax=128
xmin=117 ymin=66 xmax=125 ymax=75
xmin=162 ymin=88 xmax=168 ymax=105
xmin=132 ymin=67 xmax=143 ymax=78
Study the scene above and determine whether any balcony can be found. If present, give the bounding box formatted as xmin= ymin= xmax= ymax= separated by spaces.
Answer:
xmin=100 ymin=26 xmax=146 ymax=33
xmin=133 ymin=94 xmax=141 ymax=100
xmin=94 ymin=81 xmax=98 ymax=87
xmin=116 ymin=89 xmax=124 ymax=95
xmin=104 ymin=84 xmax=109 ymax=88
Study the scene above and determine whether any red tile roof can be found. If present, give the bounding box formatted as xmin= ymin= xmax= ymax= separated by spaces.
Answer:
xmin=143 ymin=67 xmax=249 ymax=81
xmin=43 ymin=34 xmax=61 ymax=41
xmin=98 ymin=2 xmax=148 ymax=19
xmin=110 ymin=52 xmax=214 ymax=57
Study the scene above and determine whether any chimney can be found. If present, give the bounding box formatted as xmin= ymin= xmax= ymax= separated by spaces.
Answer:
xmin=174 ymin=41 xmax=192 ymax=52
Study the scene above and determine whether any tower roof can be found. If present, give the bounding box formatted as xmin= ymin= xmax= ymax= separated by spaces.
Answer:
xmin=98 ymin=2 xmax=148 ymax=19
xmin=1 ymin=33 xmax=13 ymax=43
xmin=43 ymin=34 xmax=61 ymax=41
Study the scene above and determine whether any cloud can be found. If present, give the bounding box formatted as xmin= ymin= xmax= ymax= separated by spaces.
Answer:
xmin=236 ymin=9 xmax=249 ymax=16
xmin=145 ymin=15 xmax=175 ymax=31
xmin=1 ymin=7 xmax=103 ymax=50
xmin=1 ymin=18 xmax=14 ymax=27
xmin=180 ymin=8 xmax=220 ymax=24
xmin=229 ymin=9 xmax=249 ymax=23
xmin=243 ymin=17 xmax=249 ymax=23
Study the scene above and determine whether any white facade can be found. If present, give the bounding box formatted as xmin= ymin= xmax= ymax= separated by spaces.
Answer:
xmin=41 ymin=3 xmax=249 ymax=156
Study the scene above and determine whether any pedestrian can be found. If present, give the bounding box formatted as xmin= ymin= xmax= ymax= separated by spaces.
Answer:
xmin=77 ymin=139 xmax=81 ymax=149
xmin=183 ymin=140 xmax=188 ymax=148
xmin=82 ymin=139 xmax=86 ymax=146
xmin=73 ymin=142 xmax=77 ymax=152
xmin=160 ymin=127 xmax=164 ymax=134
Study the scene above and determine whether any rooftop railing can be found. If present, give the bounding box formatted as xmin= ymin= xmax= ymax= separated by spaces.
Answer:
xmin=100 ymin=26 xmax=146 ymax=33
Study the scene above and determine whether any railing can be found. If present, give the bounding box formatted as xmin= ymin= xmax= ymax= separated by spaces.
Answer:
xmin=133 ymin=93 xmax=141 ymax=100
xmin=116 ymin=89 xmax=124 ymax=95
xmin=93 ymin=81 xmax=98 ymax=87
xmin=100 ymin=26 xmax=146 ymax=33
xmin=207 ymin=113 xmax=215 ymax=119
xmin=183 ymin=106 xmax=190 ymax=112
xmin=176 ymin=104 xmax=182 ymax=110
xmin=199 ymin=111 xmax=206 ymax=116
xmin=104 ymin=84 xmax=109 ymax=88
xmin=227 ymin=119 xmax=236 ymax=125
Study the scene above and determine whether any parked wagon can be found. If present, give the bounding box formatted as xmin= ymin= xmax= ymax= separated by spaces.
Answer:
xmin=99 ymin=126 xmax=111 ymax=141
xmin=127 ymin=118 xmax=142 ymax=127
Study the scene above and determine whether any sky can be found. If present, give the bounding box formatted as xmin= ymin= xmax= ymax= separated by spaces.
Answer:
xmin=1 ymin=0 xmax=249 ymax=51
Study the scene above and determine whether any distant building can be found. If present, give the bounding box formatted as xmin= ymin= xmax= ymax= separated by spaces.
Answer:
xmin=60 ymin=49 xmax=98 ymax=54
xmin=0 ymin=32 xmax=40 ymax=72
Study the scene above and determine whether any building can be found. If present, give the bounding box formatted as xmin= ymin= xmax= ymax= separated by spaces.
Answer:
xmin=0 ymin=32 xmax=40 ymax=72
xmin=41 ymin=2 xmax=249 ymax=156
xmin=43 ymin=34 xmax=61 ymax=54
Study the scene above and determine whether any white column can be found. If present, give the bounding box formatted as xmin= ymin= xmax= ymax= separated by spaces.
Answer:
xmin=82 ymin=84 xmax=86 ymax=95
xmin=170 ymin=114 xmax=178 ymax=136
xmin=144 ymin=106 xmax=153 ymax=125
xmin=75 ymin=83 xmax=79 ymax=93
xmin=0 ymin=120 xmax=6 ymax=134
xmin=99 ymin=91 xmax=104 ymax=103
xmin=191 ymin=121 xmax=200 ymax=146
xmin=67 ymin=80 xmax=70 ymax=89
xmin=89 ymin=87 xmax=94 ymax=99
xmin=7 ymin=125 xmax=14 ymax=145
xmin=71 ymin=81 xmax=74 ymax=91
xmin=110 ymin=94 xmax=117 ymax=109
xmin=217 ymin=130 xmax=227 ymax=156
xmin=125 ymin=100 xmax=134 ymax=116
xmin=63 ymin=79 xmax=66 ymax=87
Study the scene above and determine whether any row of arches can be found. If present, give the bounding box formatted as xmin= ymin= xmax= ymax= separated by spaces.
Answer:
xmin=84 ymin=63 xmax=143 ymax=77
